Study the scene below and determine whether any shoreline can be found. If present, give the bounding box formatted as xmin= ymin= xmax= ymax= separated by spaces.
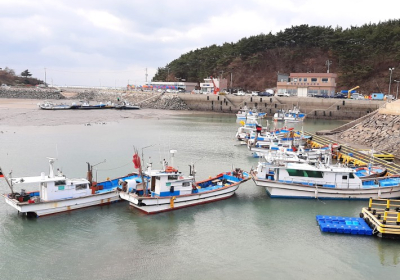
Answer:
xmin=0 ymin=98 xmax=230 ymax=127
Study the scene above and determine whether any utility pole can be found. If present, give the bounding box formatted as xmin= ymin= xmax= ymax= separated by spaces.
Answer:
xmin=145 ymin=68 xmax=148 ymax=83
xmin=44 ymin=67 xmax=47 ymax=85
xmin=389 ymin=67 xmax=395 ymax=95
xmin=230 ymin=70 xmax=233 ymax=94
xmin=325 ymin=60 xmax=332 ymax=73
xmin=394 ymin=80 xmax=400 ymax=100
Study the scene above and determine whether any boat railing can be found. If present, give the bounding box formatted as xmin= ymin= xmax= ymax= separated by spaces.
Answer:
xmin=281 ymin=177 xmax=367 ymax=189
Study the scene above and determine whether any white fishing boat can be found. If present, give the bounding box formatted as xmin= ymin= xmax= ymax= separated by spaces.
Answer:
xmin=38 ymin=101 xmax=71 ymax=110
xmin=273 ymin=106 xmax=306 ymax=122
xmin=1 ymin=158 xmax=141 ymax=217
xmin=236 ymin=106 xmax=249 ymax=119
xmin=118 ymin=150 xmax=250 ymax=214
xmin=251 ymin=154 xmax=400 ymax=200
xmin=115 ymin=101 xmax=140 ymax=110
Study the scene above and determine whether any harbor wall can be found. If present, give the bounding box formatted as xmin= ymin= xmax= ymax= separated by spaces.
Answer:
xmin=178 ymin=94 xmax=385 ymax=120
xmin=0 ymin=87 xmax=386 ymax=120
xmin=333 ymin=100 xmax=400 ymax=157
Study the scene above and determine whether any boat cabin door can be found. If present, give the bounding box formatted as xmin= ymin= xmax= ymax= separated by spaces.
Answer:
xmin=336 ymin=173 xmax=349 ymax=188
xmin=150 ymin=177 xmax=156 ymax=192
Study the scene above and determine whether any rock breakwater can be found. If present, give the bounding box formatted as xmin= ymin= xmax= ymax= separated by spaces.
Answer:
xmin=337 ymin=113 xmax=400 ymax=157
xmin=0 ymin=88 xmax=190 ymax=110
xmin=0 ymin=87 xmax=65 ymax=99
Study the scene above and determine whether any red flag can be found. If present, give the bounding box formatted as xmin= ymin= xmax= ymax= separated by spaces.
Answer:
xmin=0 ymin=169 xmax=4 ymax=178
xmin=132 ymin=154 xmax=141 ymax=169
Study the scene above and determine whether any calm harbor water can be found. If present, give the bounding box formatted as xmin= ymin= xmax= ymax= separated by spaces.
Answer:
xmin=1 ymin=113 xmax=399 ymax=280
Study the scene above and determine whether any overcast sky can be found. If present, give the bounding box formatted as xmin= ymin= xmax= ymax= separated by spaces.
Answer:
xmin=1 ymin=0 xmax=398 ymax=87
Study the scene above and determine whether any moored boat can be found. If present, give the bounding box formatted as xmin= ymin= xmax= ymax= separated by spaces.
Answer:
xmin=38 ymin=101 xmax=71 ymax=110
xmin=251 ymin=159 xmax=400 ymax=200
xmin=115 ymin=101 xmax=140 ymax=110
xmin=354 ymin=165 xmax=387 ymax=178
xmin=118 ymin=150 xmax=250 ymax=214
xmin=1 ymin=158 xmax=141 ymax=217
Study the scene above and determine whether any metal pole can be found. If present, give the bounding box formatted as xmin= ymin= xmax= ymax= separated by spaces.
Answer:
xmin=230 ymin=71 xmax=233 ymax=94
xmin=395 ymin=80 xmax=400 ymax=100
xmin=389 ymin=67 xmax=394 ymax=95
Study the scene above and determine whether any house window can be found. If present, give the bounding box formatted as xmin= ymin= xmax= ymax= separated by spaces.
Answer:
xmin=311 ymin=78 xmax=317 ymax=82
xmin=299 ymin=78 xmax=302 ymax=82
xmin=303 ymin=78 xmax=307 ymax=82
xmin=293 ymin=78 xmax=298 ymax=82
xmin=322 ymin=78 xmax=328 ymax=83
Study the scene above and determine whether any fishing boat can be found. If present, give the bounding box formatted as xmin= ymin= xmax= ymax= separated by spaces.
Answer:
xmin=236 ymin=106 xmax=249 ymax=119
xmin=38 ymin=101 xmax=71 ymax=110
xmin=118 ymin=150 xmax=250 ymax=214
xmin=115 ymin=101 xmax=140 ymax=110
xmin=273 ymin=106 xmax=306 ymax=122
xmin=70 ymin=101 xmax=107 ymax=109
xmin=354 ymin=165 xmax=387 ymax=178
xmin=1 ymin=158 xmax=141 ymax=217
xmin=251 ymin=154 xmax=400 ymax=199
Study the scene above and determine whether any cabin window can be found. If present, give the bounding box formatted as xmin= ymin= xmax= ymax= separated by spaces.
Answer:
xmin=75 ymin=184 xmax=87 ymax=190
xmin=182 ymin=182 xmax=191 ymax=187
xmin=306 ymin=170 xmax=324 ymax=178
xmin=349 ymin=173 xmax=355 ymax=179
xmin=342 ymin=175 xmax=348 ymax=180
xmin=55 ymin=180 xmax=66 ymax=186
xmin=287 ymin=169 xmax=323 ymax=178
xmin=154 ymin=176 xmax=161 ymax=181
xmin=168 ymin=175 xmax=178 ymax=180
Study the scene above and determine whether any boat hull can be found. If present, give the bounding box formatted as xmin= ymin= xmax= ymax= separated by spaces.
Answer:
xmin=252 ymin=177 xmax=400 ymax=200
xmin=119 ymin=184 xmax=239 ymax=214
xmin=3 ymin=191 xmax=121 ymax=217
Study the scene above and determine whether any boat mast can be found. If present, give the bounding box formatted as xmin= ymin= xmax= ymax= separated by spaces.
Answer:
xmin=0 ymin=167 xmax=14 ymax=195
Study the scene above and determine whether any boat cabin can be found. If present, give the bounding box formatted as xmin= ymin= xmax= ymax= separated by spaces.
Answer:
xmin=146 ymin=168 xmax=194 ymax=197
xmin=9 ymin=158 xmax=91 ymax=202
xmin=258 ymin=162 xmax=364 ymax=189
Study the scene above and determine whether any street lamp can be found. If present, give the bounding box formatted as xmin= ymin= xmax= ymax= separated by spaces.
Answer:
xmin=230 ymin=69 xmax=233 ymax=94
xmin=389 ymin=67 xmax=395 ymax=95
xmin=394 ymin=80 xmax=400 ymax=100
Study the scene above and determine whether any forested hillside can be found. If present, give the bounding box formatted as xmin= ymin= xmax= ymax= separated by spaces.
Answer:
xmin=153 ymin=20 xmax=400 ymax=94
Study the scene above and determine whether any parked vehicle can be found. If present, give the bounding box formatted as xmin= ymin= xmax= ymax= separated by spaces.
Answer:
xmin=276 ymin=92 xmax=290 ymax=97
xmin=258 ymin=92 xmax=273 ymax=97
xmin=235 ymin=91 xmax=246 ymax=96
xmin=333 ymin=93 xmax=347 ymax=99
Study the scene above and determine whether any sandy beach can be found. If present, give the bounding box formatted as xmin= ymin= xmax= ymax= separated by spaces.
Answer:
xmin=0 ymin=98 xmax=214 ymax=127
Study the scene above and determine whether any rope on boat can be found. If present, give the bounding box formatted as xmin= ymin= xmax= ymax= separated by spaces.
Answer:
xmin=95 ymin=161 xmax=132 ymax=171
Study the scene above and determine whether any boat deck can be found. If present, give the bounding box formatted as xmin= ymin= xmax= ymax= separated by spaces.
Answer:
xmin=306 ymin=131 xmax=400 ymax=175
